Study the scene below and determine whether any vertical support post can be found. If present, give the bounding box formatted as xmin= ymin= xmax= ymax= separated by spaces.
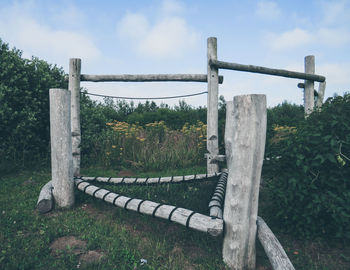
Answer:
xmin=304 ymin=55 xmax=315 ymax=116
xmin=222 ymin=94 xmax=267 ymax=270
xmin=207 ymin=37 xmax=219 ymax=174
xmin=50 ymin=88 xmax=74 ymax=208
xmin=69 ymin=58 xmax=82 ymax=177
xmin=316 ymin=81 xmax=326 ymax=109
xmin=224 ymin=101 xmax=234 ymax=167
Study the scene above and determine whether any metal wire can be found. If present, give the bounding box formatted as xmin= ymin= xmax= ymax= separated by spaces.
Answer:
xmin=82 ymin=91 xmax=208 ymax=100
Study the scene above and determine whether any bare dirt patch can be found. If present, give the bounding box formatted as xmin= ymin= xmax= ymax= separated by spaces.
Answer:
xmin=50 ymin=236 xmax=87 ymax=256
xmin=78 ymin=250 xmax=105 ymax=267
xmin=118 ymin=170 xmax=136 ymax=177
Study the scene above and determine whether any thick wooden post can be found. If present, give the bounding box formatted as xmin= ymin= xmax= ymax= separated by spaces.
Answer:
xmin=207 ymin=37 xmax=219 ymax=174
xmin=69 ymin=58 xmax=81 ymax=177
xmin=223 ymin=94 xmax=267 ymax=270
xmin=50 ymin=88 xmax=74 ymax=208
xmin=304 ymin=55 xmax=315 ymax=116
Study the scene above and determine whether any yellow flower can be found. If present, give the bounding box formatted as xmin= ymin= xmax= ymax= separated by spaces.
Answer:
xmin=112 ymin=145 xmax=117 ymax=149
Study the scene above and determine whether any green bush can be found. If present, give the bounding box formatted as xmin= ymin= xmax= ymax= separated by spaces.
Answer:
xmin=266 ymin=94 xmax=350 ymax=239
xmin=0 ymin=39 xmax=67 ymax=167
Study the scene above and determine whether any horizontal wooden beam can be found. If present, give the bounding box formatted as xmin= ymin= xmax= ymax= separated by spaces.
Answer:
xmin=210 ymin=59 xmax=325 ymax=82
xmin=36 ymin=181 xmax=53 ymax=213
xmin=80 ymin=74 xmax=224 ymax=84
xmin=75 ymin=179 xmax=223 ymax=236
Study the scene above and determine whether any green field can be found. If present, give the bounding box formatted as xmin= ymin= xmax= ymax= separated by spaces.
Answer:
xmin=1 ymin=167 xmax=349 ymax=270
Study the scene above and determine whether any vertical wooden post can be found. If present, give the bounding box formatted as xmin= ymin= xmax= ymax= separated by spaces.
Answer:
xmin=224 ymin=101 xmax=234 ymax=167
xmin=69 ymin=58 xmax=81 ymax=177
xmin=50 ymin=88 xmax=74 ymax=208
xmin=304 ymin=55 xmax=315 ymax=116
xmin=223 ymin=94 xmax=267 ymax=270
xmin=207 ymin=37 xmax=219 ymax=174
xmin=316 ymin=81 xmax=326 ymax=109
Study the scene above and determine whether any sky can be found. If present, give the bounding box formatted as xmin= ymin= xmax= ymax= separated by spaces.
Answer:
xmin=0 ymin=0 xmax=349 ymax=108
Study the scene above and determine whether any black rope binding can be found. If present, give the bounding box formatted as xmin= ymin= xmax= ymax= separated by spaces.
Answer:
xmin=83 ymin=184 xmax=93 ymax=193
xmin=76 ymin=181 xmax=89 ymax=190
xmin=113 ymin=194 xmax=122 ymax=206
xmin=186 ymin=211 xmax=196 ymax=228
xmin=102 ymin=191 xmax=113 ymax=201
xmin=168 ymin=207 xmax=178 ymax=221
xmin=152 ymin=204 xmax=163 ymax=218
xmin=137 ymin=200 xmax=146 ymax=213
xmin=124 ymin=198 xmax=133 ymax=209
xmin=107 ymin=177 xmax=112 ymax=183
xmin=92 ymin=188 xmax=102 ymax=198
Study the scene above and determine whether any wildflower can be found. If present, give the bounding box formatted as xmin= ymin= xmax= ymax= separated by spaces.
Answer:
xmin=112 ymin=145 xmax=117 ymax=149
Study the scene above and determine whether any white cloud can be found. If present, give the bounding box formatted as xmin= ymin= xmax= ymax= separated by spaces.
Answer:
xmin=117 ymin=12 xmax=150 ymax=40
xmin=322 ymin=0 xmax=350 ymax=25
xmin=267 ymin=28 xmax=312 ymax=50
xmin=317 ymin=28 xmax=350 ymax=47
xmin=161 ymin=0 xmax=184 ymax=14
xmin=117 ymin=1 xmax=200 ymax=59
xmin=137 ymin=17 xmax=199 ymax=58
xmin=318 ymin=63 xmax=350 ymax=86
xmin=0 ymin=2 xmax=101 ymax=69
xmin=256 ymin=1 xmax=281 ymax=20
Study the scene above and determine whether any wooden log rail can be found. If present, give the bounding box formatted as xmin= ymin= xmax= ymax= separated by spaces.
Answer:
xmin=209 ymin=59 xmax=325 ymax=82
xmin=74 ymin=179 xmax=223 ymax=236
xmin=76 ymin=173 xmax=219 ymax=185
xmin=208 ymin=172 xmax=228 ymax=219
xmin=257 ymin=217 xmax=295 ymax=270
xmin=80 ymin=74 xmax=224 ymax=84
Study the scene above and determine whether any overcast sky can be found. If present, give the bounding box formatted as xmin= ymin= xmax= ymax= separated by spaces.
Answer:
xmin=0 ymin=0 xmax=349 ymax=107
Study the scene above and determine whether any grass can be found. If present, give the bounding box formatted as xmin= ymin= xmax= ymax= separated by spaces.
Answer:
xmin=0 ymin=167 xmax=349 ymax=269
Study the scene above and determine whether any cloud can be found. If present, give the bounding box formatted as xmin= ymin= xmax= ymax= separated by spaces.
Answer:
xmin=161 ymin=0 xmax=185 ymax=14
xmin=256 ymin=1 xmax=281 ymax=20
xmin=0 ymin=2 xmax=101 ymax=68
xmin=267 ymin=28 xmax=312 ymax=50
xmin=318 ymin=63 xmax=350 ymax=86
xmin=117 ymin=1 xmax=199 ymax=59
xmin=321 ymin=0 xmax=350 ymax=25
xmin=317 ymin=28 xmax=350 ymax=47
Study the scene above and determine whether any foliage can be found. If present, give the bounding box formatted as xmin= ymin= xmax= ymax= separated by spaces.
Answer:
xmin=0 ymin=39 xmax=67 ymax=167
xmin=265 ymin=102 xmax=304 ymax=157
xmin=82 ymin=120 xmax=207 ymax=171
xmin=266 ymin=94 xmax=350 ymax=240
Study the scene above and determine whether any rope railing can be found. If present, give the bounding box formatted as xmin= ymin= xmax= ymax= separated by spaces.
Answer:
xmin=208 ymin=172 xmax=228 ymax=219
xmin=74 ymin=179 xmax=223 ymax=236
xmin=76 ymin=173 xmax=220 ymax=185
xmin=82 ymin=90 xmax=208 ymax=100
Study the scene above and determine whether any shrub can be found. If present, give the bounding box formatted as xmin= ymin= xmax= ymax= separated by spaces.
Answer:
xmin=266 ymin=94 xmax=350 ymax=240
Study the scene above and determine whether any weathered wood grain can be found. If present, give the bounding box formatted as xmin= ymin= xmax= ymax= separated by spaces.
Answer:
xmin=304 ymin=55 xmax=315 ymax=115
xmin=207 ymin=37 xmax=220 ymax=174
xmin=69 ymin=58 xmax=82 ymax=177
xmin=50 ymin=88 xmax=74 ymax=208
xmin=222 ymin=94 xmax=267 ymax=270
xmin=36 ymin=181 xmax=53 ymax=213
xmin=257 ymin=217 xmax=295 ymax=270
xmin=210 ymin=59 xmax=325 ymax=82
xmin=81 ymin=74 xmax=224 ymax=84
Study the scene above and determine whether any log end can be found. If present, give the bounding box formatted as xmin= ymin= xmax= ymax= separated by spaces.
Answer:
xmin=37 ymin=199 xmax=53 ymax=214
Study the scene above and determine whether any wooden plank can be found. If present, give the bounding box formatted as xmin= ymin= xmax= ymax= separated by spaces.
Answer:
xmin=207 ymin=37 xmax=220 ymax=174
xmin=69 ymin=58 xmax=82 ymax=177
xmin=222 ymin=95 xmax=267 ymax=270
xmin=257 ymin=217 xmax=295 ymax=270
xmin=304 ymin=55 xmax=315 ymax=115
xmin=50 ymin=88 xmax=74 ymax=208
xmin=74 ymin=179 xmax=223 ymax=236
xmin=36 ymin=181 xmax=53 ymax=213
xmin=210 ymin=59 xmax=325 ymax=82
xmin=81 ymin=74 xmax=224 ymax=84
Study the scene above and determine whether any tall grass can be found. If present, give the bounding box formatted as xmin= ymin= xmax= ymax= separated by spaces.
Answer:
xmin=82 ymin=120 xmax=207 ymax=171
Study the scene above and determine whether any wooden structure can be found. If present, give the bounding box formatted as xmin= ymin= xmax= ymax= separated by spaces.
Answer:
xmin=37 ymin=37 xmax=326 ymax=269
